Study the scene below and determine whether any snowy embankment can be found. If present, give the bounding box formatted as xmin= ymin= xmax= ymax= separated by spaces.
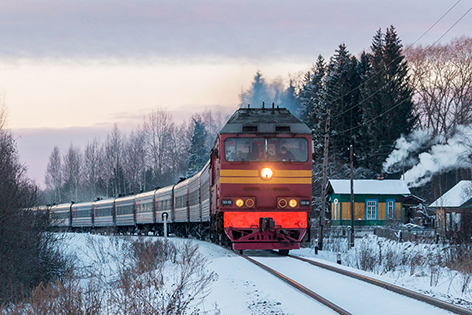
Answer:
xmin=57 ymin=233 xmax=472 ymax=314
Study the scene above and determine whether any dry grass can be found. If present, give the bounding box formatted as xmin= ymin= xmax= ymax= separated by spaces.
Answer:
xmin=2 ymin=237 xmax=217 ymax=315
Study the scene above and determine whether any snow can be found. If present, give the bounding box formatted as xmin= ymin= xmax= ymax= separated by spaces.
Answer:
xmin=57 ymin=233 xmax=469 ymax=314
xmin=430 ymin=180 xmax=472 ymax=208
xmin=328 ymin=179 xmax=410 ymax=195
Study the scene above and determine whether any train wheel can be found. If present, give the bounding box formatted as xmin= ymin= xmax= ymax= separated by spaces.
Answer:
xmin=278 ymin=249 xmax=289 ymax=256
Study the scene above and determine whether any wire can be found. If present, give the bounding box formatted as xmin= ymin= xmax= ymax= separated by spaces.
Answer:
xmin=325 ymin=0 xmax=466 ymax=121
xmin=331 ymin=2 xmax=472 ymax=135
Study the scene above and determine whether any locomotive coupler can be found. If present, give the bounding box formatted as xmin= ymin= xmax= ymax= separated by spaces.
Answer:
xmin=259 ymin=217 xmax=275 ymax=232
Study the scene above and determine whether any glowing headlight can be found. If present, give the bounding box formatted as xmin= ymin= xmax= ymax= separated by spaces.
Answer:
xmin=260 ymin=167 xmax=273 ymax=180
xmin=289 ymin=199 xmax=298 ymax=208
xmin=235 ymin=199 xmax=244 ymax=207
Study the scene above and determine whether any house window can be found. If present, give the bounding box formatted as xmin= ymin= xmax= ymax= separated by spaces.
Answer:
xmin=366 ymin=200 xmax=377 ymax=220
xmin=387 ymin=200 xmax=395 ymax=220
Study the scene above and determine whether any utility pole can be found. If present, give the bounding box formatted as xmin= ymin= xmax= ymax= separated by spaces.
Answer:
xmin=350 ymin=144 xmax=355 ymax=248
xmin=319 ymin=109 xmax=330 ymax=251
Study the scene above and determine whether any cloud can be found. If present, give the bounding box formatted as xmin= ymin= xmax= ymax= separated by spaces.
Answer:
xmin=2 ymin=0 xmax=470 ymax=61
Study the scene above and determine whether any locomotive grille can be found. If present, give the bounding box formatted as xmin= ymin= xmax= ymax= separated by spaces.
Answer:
xmin=242 ymin=125 xmax=258 ymax=132
xmin=275 ymin=126 xmax=291 ymax=132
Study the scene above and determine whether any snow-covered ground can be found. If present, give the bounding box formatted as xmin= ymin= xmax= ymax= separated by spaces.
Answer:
xmin=58 ymin=233 xmax=471 ymax=314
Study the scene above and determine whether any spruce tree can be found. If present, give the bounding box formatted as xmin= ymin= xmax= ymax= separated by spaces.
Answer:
xmin=187 ymin=115 xmax=208 ymax=176
xmin=360 ymin=26 xmax=417 ymax=174
xmin=299 ymin=55 xmax=326 ymax=132
xmin=322 ymin=44 xmax=362 ymax=164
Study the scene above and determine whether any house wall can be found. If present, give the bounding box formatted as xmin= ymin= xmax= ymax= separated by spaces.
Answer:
xmin=330 ymin=193 xmax=404 ymax=226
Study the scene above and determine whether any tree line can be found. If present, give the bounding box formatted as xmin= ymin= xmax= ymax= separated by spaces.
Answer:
xmin=240 ymin=28 xmax=472 ymax=204
xmin=44 ymin=110 xmax=227 ymax=204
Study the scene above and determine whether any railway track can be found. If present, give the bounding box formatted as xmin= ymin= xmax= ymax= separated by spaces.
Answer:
xmin=239 ymin=252 xmax=472 ymax=315
xmin=241 ymin=254 xmax=352 ymax=314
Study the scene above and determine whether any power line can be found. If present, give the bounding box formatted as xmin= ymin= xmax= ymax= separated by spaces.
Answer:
xmin=332 ymin=2 xmax=472 ymax=134
xmin=325 ymin=0 xmax=465 ymax=121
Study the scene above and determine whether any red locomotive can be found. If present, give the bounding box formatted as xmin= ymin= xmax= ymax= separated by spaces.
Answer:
xmin=210 ymin=105 xmax=312 ymax=254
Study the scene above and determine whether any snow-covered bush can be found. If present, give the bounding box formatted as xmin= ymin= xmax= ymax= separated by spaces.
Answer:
xmin=3 ymin=234 xmax=217 ymax=315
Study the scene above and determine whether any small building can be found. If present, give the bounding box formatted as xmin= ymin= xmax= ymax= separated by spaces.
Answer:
xmin=430 ymin=180 xmax=472 ymax=241
xmin=327 ymin=179 xmax=412 ymax=227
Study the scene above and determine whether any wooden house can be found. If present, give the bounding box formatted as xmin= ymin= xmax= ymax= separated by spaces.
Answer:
xmin=430 ymin=180 xmax=472 ymax=241
xmin=327 ymin=179 xmax=412 ymax=227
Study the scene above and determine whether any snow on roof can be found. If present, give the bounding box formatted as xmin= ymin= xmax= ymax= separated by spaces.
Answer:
xmin=328 ymin=179 xmax=410 ymax=195
xmin=429 ymin=180 xmax=472 ymax=208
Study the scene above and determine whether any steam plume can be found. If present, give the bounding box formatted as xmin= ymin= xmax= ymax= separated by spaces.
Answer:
xmin=383 ymin=125 xmax=472 ymax=187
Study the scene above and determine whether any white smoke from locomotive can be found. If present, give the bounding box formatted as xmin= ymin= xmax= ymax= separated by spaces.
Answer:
xmin=383 ymin=124 xmax=472 ymax=188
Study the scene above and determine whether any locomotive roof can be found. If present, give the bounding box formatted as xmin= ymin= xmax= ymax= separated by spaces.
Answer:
xmin=219 ymin=106 xmax=312 ymax=135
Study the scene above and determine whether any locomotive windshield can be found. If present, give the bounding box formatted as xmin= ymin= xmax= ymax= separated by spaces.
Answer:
xmin=225 ymin=137 xmax=308 ymax=162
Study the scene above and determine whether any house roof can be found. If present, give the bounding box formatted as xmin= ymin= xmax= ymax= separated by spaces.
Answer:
xmin=328 ymin=179 xmax=410 ymax=195
xmin=429 ymin=180 xmax=472 ymax=208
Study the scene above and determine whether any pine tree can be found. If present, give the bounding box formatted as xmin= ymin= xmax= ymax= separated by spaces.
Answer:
xmin=360 ymin=26 xmax=417 ymax=174
xmin=239 ymin=71 xmax=271 ymax=107
xmin=187 ymin=115 xmax=208 ymax=176
xmin=299 ymin=55 xmax=326 ymax=131
xmin=280 ymin=79 xmax=300 ymax=116
xmin=322 ymin=44 xmax=362 ymax=164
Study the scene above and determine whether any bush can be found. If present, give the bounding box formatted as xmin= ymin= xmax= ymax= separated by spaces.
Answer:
xmin=0 ymin=118 xmax=70 ymax=305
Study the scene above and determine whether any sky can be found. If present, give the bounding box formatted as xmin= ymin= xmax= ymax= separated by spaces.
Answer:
xmin=1 ymin=0 xmax=472 ymax=187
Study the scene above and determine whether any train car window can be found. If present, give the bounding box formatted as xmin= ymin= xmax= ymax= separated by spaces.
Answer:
xmin=225 ymin=137 xmax=308 ymax=162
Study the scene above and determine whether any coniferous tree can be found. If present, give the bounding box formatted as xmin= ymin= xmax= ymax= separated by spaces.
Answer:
xmin=299 ymin=55 xmax=326 ymax=133
xmin=280 ymin=79 xmax=300 ymax=115
xmin=360 ymin=26 xmax=417 ymax=174
xmin=187 ymin=115 xmax=208 ymax=177
xmin=322 ymin=44 xmax=362 ymax=165
xmin=240 ymin=71 xmax=271 ymax=107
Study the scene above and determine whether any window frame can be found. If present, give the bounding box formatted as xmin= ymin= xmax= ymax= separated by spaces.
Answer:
xmin=387 ymin=199 xmax=395 ymax=220
xmin=365 ymin=199 xmax=378 ymax=220
xmin=224 ymin=137 xmax=309 ymax=162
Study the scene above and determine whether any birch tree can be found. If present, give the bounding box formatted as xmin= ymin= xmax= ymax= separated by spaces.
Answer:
xmin=82 ymin=139 xmax=102 ymax=200
xmin=143 ymin=109 xmax=175 ymax=187
xmin=62 ymin=144 xmax=82 ymax=202
xmin=45 ymin=146 xmax=62 ymax=203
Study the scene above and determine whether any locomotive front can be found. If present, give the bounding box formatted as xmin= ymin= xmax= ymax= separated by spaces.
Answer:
xmin=211 ymin=106 xmax=312 ymax=253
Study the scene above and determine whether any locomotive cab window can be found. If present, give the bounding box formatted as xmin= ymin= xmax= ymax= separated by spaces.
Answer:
xmin=225 ymin=137 xmax=308 ymax=162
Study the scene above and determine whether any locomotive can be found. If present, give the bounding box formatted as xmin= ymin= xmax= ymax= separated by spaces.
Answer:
xmin=43 ymin=105 xmax=313 ymax=254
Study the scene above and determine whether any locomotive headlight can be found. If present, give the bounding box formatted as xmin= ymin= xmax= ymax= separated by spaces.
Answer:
xmin=278 ymin=198 xmax=287 ymax=208
xmin=289 ymin=199 xmax=298 ymax=208
xmin=235 ymin=199 xmax=244 ymax=207
xmin=245 ymin=198 xmax=255 ymax=208
xmin=260 ymin=167 xmax=273 ymax=180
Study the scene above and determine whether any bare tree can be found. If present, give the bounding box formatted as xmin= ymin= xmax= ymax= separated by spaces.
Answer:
xmin=82 ymin=139 xmax=102 ymax=200
xmin=143 ymin=109 xmax=176 ymax=187
xmin=102 ymin=124 xmax=125 ymax=197
xmin=62 ymin=144 xmax=82 ymax=202
xmin=45 ymin=146 xmax=63 ymax=204
xmin=123 ymin=127 xmax=147 ymax=193
xmin=0 ymin=102 xmax=67 ymax=304
xmin=406 ymin=36 xmax=472 ymax=138
xmin=201 ymin=109 xmax=227 ymax=150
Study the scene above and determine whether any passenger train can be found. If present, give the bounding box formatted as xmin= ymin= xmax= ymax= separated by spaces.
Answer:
xmin=41 ymin=105 xmax=313 ymax=254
